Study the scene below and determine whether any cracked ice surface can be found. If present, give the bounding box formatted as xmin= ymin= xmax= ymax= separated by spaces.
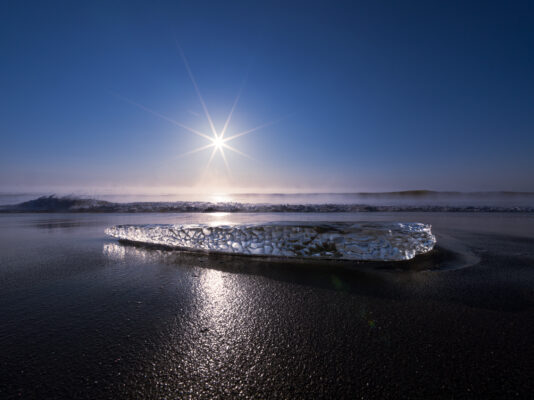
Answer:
xmin=105 ymin=222 xmax=436 ymax=261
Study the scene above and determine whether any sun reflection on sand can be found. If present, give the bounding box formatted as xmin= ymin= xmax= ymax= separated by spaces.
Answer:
xmin=102 ymin=241 xmax=254 ymax=389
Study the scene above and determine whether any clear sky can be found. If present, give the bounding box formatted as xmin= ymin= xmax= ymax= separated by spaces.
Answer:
xmin=1 ymin=0 xmax=533 ymax=194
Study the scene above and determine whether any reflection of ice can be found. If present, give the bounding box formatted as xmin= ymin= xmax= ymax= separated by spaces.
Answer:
xmin=105 ymin=222 xmax=436 ymax=261
xmin=103 ymin=242 xmax=166 ymax=262
xmin=103 ymin=242 xmax=126 ymax=260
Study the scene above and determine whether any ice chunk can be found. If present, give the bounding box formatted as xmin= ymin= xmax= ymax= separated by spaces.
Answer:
xmin=105 ymin=222 xmax=436 ymax=261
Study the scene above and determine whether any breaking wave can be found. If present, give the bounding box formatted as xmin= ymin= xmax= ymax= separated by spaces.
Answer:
xmin=1 ymin=195 xmax=533 ymax=213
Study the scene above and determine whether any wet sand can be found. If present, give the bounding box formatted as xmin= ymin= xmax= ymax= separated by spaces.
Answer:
xmin=0 ymin=213 xmax=533 ymax=399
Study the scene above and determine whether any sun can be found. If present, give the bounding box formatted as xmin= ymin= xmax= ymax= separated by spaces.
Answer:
xmin=212 ymin=136 xmax=224 ymax=149
xmin=115 ymin=43 xmax=282 ymax=177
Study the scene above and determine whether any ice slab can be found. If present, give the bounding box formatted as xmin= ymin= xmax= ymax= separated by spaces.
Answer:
xmin=105 ymin=222 xmax=436 ymax=261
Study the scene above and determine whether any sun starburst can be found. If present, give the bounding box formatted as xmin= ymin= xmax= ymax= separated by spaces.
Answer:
xmin=115 ymin=45 xmax=282 ymax=178
xmin=113 ymin=41 xmax=289 ymax=181
xmin=172 ymin=41 xmax=267 ymax=176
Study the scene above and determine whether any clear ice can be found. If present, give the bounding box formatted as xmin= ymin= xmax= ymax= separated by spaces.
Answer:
xmin=105 ymin=222 xmax=436 ymax=261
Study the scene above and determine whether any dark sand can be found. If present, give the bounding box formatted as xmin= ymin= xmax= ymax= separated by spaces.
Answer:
xmin=0 ymin=213 xmax=533 ymax=399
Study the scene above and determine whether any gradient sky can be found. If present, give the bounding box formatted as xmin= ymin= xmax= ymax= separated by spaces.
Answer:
xmin=1 ymin=0 xmax=533 ymax=193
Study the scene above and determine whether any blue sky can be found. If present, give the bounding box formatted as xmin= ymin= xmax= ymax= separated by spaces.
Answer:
xmin=1 ymin=0 xmax=533 ymax=193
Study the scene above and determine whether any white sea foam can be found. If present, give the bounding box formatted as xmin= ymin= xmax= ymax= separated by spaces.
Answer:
xmin=3 ymin=194 xmax=534 ymax=213
xmin=105 ymin=222 xmax=436 ymax=261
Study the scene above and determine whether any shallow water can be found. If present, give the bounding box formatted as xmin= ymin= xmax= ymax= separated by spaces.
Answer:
xmin=0 ymin=212 xmax=533 ymax=398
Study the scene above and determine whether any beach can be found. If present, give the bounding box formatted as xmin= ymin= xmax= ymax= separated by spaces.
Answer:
xmin=0 ymin=211 xmax=533 ymax=398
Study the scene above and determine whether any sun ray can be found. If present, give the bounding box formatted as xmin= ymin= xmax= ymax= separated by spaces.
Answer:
xmin=219 ymin=147 xmax=232 ymax=177
xmin=175 ymin=41 xmax=218 ymax=139
xmin=222 ymin=143 xmax=253 ymax=160
xmin=112 ymin=92 xmax=213 ymax=141
xmin=175 ymin=142 xmax=215 ymax=159
xmin=201 ymin=146 xmax=218 ymax=179
xmin=223 ymin=116 xmax=285 ymax=143
xmin=219 ymin=75 xmax=247 ymax=140
xmin=206 ymin=146 xmax=218 ymax=169
xmin=219 ymin=91 xmax=241 ymax=140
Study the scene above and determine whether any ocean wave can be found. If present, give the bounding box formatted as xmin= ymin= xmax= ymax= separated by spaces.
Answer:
xmin=1 ymin=195 xmax=533 ymax=213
